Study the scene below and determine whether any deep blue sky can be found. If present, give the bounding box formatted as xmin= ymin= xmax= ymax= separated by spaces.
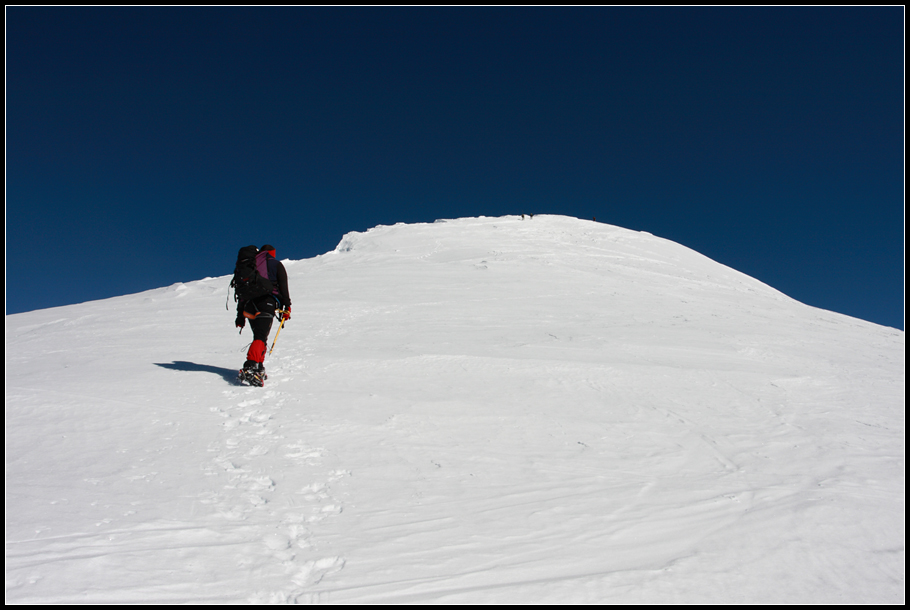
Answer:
xmin=6 ymin=7 xmax=904 ymax=329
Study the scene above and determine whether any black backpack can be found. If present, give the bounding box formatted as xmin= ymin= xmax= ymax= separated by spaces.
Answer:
xmin=231 ymin=245 xmax=273 ymax=302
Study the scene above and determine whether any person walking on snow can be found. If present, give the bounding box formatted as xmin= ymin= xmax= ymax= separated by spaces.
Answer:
xmin=235 ymin=244 xmax=291 ymax=383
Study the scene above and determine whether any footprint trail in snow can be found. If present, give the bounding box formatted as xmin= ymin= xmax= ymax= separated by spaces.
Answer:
xmin=210 ymin=362 xmax=347 ymax=603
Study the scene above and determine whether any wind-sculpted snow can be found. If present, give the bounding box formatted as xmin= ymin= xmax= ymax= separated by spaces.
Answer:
xmin=6 ymin=215 xmax=904 ymax=603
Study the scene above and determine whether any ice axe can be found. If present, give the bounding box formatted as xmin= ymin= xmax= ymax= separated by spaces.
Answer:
xmin=269 ymin=309 xmax=289 ymax=356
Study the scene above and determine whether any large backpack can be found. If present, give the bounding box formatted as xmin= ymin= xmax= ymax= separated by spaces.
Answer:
xmin=231 ymin=245 xmax=273 ymax=302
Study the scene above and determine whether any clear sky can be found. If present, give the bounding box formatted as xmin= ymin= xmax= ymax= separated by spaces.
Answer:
xmin=6 ymin=7 xmax=904 ymax=330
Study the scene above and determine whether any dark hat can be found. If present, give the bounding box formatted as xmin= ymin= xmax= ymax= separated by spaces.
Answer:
xmin=260 ymin=244 xmax=275 ymax=253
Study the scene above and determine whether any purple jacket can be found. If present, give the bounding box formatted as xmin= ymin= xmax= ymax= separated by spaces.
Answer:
xmin=254 ymin=250 xmax=292 ymax=307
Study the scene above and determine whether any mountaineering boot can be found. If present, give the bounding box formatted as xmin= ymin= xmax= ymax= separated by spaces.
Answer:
xmin=254 ymin=362 xmax=267 ymax=382
xmin=238 ymin=360 xmax=267 ymax=387
xmin=237 ymin=340 xmax=269 ymax=386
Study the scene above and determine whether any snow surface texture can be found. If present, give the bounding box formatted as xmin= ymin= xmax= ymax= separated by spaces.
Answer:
xmin=5 ymin=215 xmax=904 ymax=604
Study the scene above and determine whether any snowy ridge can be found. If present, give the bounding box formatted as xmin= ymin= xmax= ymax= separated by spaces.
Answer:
xmin=335 ymin=215 xmax=784 ymax=297
xmin=5 ymin=215 xmax=904 ymax=603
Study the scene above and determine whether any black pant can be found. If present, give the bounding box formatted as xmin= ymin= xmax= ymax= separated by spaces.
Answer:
xmin=245 ymin=295 xmax=278 ymax=344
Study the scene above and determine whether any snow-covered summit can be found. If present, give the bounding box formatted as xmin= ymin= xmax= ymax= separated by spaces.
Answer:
xmin=6 ymin=215 xmax=904 ymax=603
xmin=334 ymin=214 xmax=782 ymax=298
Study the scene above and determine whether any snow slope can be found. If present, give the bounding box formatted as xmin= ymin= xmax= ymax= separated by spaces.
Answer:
xmin=5 ymin=215 xmax=904 ymax=603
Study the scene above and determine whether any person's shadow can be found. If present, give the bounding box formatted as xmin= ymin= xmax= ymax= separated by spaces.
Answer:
xmin=154 ymin=361 xmax=238 ymax=384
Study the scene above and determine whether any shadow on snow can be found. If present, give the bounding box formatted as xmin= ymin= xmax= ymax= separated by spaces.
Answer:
xmin=154 ymin=361 xmax=238 ymax=384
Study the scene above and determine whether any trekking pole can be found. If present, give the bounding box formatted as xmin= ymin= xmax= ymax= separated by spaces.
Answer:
xmin=269 ymin=310 xmax=288 ymax=356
